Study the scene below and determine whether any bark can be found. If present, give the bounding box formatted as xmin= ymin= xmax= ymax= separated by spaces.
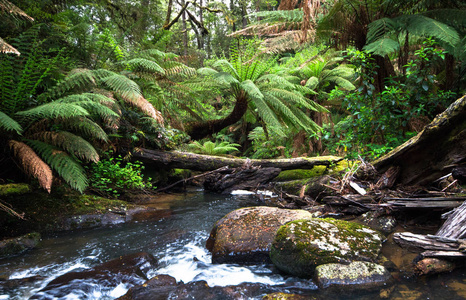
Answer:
xmin=186 ymin=90 xmax=249 ymax=140
xmin=131 ymin=149 xmax=343 ymax=172
xmin=373 ymin=94 xmax=466 ymax=186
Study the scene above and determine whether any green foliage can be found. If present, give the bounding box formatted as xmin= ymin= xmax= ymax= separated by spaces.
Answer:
xmin=326 ymin=43 xmax=456 ymax=160
xmin=87 ymin=152 xmax=153 ymax=197
xmin=187 ymin=140 xmax=240 ymax=156
xmin=247 ymin=126 xmax=290 ymax=159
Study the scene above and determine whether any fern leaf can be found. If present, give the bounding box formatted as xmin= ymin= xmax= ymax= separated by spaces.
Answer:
xmin=31 ymin=131 xmax=99 ymax=162
xmin=213 ymin=60 xmax=240 ymax=80
xmin=0 ymin=111 xmax=22 ymax=134
xmin=60 ymin=117 xmax=108 ymax=142
xmin=240 ymin=80 xmax=264 ymax=101
xmin=9 ymin=140 xmax=52 ymax=192
xmin=364 ymin=37 xmax=400 ymax=56
xmin=123 ymin=58 xmax=165 ymax=75
xmin=25 ymin=139 xmax=88 ymax=193
xmin=16 ymin=102 xmax=89 ymax=121
xmin=0 ymin=37 xmax=20 ymax=55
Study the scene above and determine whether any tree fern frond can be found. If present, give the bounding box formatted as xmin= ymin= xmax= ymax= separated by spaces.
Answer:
xmin=0 ymin=37 xmax=20 ymax=55
xmin=364 ymin=37 xmax=400 ymax=56
xmin=100 ymin=73 xmax=142 ymax=102
xmin=0 ymin=111 xmax=22 ymax=134
xmin=213 ymin=60 xmax=240 ymax=80
xmin=25 ymin=139 xmax=88 ymax=193
xmin=123 ymin=58 xmax=165 ymax=75
xmin=31 ymin=131 xmax=99 ymax=162
xmin=240 ymin=80 xmax=264 ymax=101
xmin=0 ymin=0 xmax=34 ymax=21
xmin=60 ymin=117 xmax=108 ymax=142
xmin=251 ymin=96 xmax=282 ymax=130
xmin=288 ymin=102 xmax=321 ymax=132
xmin=16 ymin=102 xmax=89 ymax=121
xmin=197 ymin=67 xmax=219 ymax=77
xmin=402 ymin=14 xmax=459 ymax=46
xmin=45 ymin=68 xmax=98 ymax=99
xmin=9 ymin=140 xmax=52 ymax=192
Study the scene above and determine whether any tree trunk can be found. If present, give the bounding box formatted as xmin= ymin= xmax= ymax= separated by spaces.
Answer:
xmin=373 ymin=94 xmax=466 ymax=186
xmin=131 ymin=149 xmax=342 ymax=172
xmin=186 ymin=90 xmax=249 ymax=140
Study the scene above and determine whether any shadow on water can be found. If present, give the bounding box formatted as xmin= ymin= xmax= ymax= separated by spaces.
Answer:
xmin=0 ymin=190 xmax=465 ymax=299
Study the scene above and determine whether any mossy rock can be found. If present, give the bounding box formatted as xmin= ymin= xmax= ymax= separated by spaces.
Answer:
xmin=270 ymin=218 xmax=385 ymax=278
xmin=0 ymin=183 xmax=31 ymax=196
xmin=206 ymin=206 xmax=314 ymax=264
xmin=314 ymin=261 xmax=392 ymax=291
xmin=274 ymin=167 xmax=328 ymax=181
xmin=0 ymin=232 xmax=40 ymax=258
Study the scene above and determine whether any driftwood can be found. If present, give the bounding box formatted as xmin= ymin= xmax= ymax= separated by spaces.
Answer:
xmin=393 ymin=232 xmax=466 ymax=258
xmin=385 ymin=197 xmax=466 ymax=209
xmin=373 ymin=95 xmax=466 ymax=186
xmin=437 ymin=201 xmax=466 ymax=239
xmin=132 ymin=148 xmax=343 ymax=172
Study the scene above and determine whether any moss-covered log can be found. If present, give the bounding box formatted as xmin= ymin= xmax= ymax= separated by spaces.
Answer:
xmin=373 ymin=95 xmax=466 ymax=186
xmin=132 ymin=148 xmax=343 ymax=172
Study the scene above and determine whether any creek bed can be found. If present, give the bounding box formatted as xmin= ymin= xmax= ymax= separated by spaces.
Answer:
xmin=0 ymin=191 xmax=465 ymax=299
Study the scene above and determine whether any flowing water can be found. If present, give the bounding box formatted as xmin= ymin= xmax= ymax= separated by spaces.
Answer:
xmin=0 ymin=190 xmax=465 ymax=299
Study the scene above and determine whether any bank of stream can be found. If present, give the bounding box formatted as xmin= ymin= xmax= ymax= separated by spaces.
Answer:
xmin=1 ymin=190 xmax=465 ymax=299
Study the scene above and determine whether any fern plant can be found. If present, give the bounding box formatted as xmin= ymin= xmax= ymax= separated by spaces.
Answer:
xmin=188 ymin=40 xmax=328 ymax=140
xmin=187 ymin=140 xmax=240 ymax=156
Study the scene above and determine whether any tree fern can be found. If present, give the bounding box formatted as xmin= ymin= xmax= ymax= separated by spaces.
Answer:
xmin=0 ymin=111 xmax=22 ymax=134
xmin=25 ymin=139 xmax=88 ymax=193
xmin=59 ymin=117 xmax=109 ymax=142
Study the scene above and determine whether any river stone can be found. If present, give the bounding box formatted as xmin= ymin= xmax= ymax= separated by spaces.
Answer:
xmin=314 ymin=261 xmax=392 ymax=290
xmin=206 ymin=206 xmax=313 ymax=264
xmin=31 ymin=252 xmax=157 ymax=299
xmin=117 ymin=274 xmax=178 ymax=300
xmin=360 ymin=211 xmax=397 ymax=235
xmin=270 ymin=218 xmax=384 ymax=277
xmin=414 ymin=257 xmax=456 ymax=276
xmin=0 ymin=232 xmax=40 ymax=258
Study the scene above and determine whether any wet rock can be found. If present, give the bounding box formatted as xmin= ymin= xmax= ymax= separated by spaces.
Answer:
xmin=31 ymin=252 xmax=157 ymax=299
xmin=117 ymin=274 xmax=178 ymax=300
xmin=169 ymin=281 xmax=267 ymax=299
xmin=273 ymin=176 xmax=338 ymax=199
xmin=270 ymin=218 xmax=384 ymax=277
xmin=414 ymin=257 xmax=455 ymax=276
xmin=0 ymin=232 xmax=40 ymax=258
xmin=262 ymin=292 xmax=316 ymax=299
xmin=360 ymin=211 xmax=397 ymax=235
xmin=206 ymin=206 xmax=313 ymax=264
xmin=314 ymin=261 xmax=392 ymax=290
xmin=0 ymin=275 xmax=45 ymax=292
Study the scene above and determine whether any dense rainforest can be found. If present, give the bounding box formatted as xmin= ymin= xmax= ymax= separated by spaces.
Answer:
xmin=1 ymin=0 xmax=465 ymax=208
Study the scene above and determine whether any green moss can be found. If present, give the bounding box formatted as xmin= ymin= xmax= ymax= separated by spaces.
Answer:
xmin=0 ymin=183 xmax=31 ymax=196
xmin=67 ymin=195 xmax=133 ymax=215
xmin=274 ymin=167 xmax=327 ymax=181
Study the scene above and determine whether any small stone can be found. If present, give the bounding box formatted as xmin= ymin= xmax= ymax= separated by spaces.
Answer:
xmin=414 ymin=258 xmax=455 ymax=276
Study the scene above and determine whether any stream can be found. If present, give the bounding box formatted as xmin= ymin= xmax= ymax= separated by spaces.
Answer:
xmin=1 ymin=190 xmax=465 ymax=299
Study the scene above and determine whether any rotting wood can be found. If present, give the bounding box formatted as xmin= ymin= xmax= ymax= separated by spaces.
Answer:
xmin=132 ymin=148 xmax=343 ymax=172
xmin=436 ymin=201 xmax=466 ymax=239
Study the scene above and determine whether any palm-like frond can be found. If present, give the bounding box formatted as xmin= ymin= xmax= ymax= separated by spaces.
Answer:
xmin=16 ymin=102 xmax=89 ymax=121
xmin=9 ymin=140 xmax=52 ymax=192
xmin=0 ymin=111 xmax=22 ymax=134
xmin=31 ymin=131 xmax=99 ymax=163
xmin=121 ymin=58 xmax=165 ymax=75
xmin=25 ymin=139 xmax=88 ymax=193
xmin=59 ymin=117 xmax=109 ymax=142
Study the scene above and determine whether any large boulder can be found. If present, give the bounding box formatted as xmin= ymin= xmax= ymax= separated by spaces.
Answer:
xmin=270 ymin=218 xmax=384 ymax=277
xmin=314 ymin=261 xmax=392 ymax=290
xmin=206 ymin=206 xmax=313 ymax=264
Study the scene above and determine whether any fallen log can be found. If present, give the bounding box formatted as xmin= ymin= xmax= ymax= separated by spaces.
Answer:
xmin=131 ymin=148 xmax=343 ymax=172
xmin=373 ymin=94 xmax=466 ymax=186
xmin=393 ymin=232 xmax=466 ymax=259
